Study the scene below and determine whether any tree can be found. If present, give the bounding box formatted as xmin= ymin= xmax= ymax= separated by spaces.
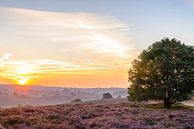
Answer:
xmin=128 ymin=38 xmax=194 ymax=108
xmin=102 ymin=92 xmax=113 ymax=99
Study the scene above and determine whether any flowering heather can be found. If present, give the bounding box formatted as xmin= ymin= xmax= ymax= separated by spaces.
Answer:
xmin=0 ymin=99 xmax=193 ymax=129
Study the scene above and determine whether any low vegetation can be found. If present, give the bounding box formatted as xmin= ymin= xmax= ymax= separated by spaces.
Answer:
xmin=0 ymin=99 xmax=193 ymax=129
xmin=71 ymin=98 xmax=82 ymax=103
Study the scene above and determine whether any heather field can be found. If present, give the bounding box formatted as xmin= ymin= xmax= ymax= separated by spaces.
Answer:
xmin=0 ymin=99 xmax=193 ymax=129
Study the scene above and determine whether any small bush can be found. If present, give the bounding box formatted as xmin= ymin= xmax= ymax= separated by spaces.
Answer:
xmin=71 ymin=98 xmax=82 ymax=103
xmin=102 ymin=93 xmax=113 ymax=99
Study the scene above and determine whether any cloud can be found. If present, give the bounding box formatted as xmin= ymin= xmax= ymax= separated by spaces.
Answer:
xmin=0 ymin=53 xmax=12 ymax=67
xmin=0 ymin=54 xmax=132 ymax=85
xmin=0 ymin=8 xmax=136 ymax=86
xmin=0 ymin=59 xmax=80 ymax=82
xmin=0 ymin=8 xmax=133 ymax=57
xmin=0 ymin=53 xmax=12 ymax=62
xmin=0 ymin=57 xmax=127 ymax=81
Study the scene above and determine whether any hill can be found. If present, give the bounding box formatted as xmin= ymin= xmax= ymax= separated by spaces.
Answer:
xmin=0 ymin=99 xmax=193 ymax=129
xmin=0 ymin=85 xmax=128 ymax=107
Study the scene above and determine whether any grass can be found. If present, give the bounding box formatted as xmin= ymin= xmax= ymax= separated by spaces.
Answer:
xmin=144 ymin=102 xmax=194 ymax=110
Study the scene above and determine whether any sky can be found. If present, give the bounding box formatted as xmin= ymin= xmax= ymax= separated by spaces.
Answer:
xmin=0 ymin=0 xmax=194 ymax=88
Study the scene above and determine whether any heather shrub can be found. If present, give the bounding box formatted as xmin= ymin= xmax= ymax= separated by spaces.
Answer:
xmin=144 ymin=118 xmax=156 ymax=125
xmin=2 ymin=115 xmax=25 ymax=126
xmin=1 ymin=115 xmax=32 ymax=129
xmin=46 ymin=114 xmax=63 ymax=123
xmin=0 ymin=100 xmax=193 ymax=129
xmin=0 ymin=124 xmax=6 ymax=129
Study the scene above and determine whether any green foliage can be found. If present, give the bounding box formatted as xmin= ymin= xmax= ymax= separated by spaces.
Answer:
xmin=128 ymin=38 xmax=194 ymax=108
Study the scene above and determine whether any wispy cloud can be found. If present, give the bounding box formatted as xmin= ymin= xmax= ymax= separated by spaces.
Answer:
xmin=0 ymin=59 xmax=79 ymax=82
xmin=0 ymin=57 xmax=128 ymax=81
xmin=0 ymin=8 xmax=136 ymax=86
xmin=0 ymin=53 xmax=12 ymax=62
xmin=0 ymin=53 xmax=12 ymax=67
xmin=0 ymin=8 xmax=134 ymax=57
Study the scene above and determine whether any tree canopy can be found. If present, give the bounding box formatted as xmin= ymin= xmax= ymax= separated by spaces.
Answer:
xmin=128 ymin=38 xmax=194 ymax=108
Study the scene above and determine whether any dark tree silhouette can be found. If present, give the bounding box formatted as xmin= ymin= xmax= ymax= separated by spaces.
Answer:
xmin=102 ymin=92 xmax=113 ymax=99
xmin=128 ymin=38 xmax=194 ymax=108
xmin=71 ymin=98 xmax=82 ymax=103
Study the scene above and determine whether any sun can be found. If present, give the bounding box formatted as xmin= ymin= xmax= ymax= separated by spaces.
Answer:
xmin=18 ymin=78 xmax=28 ymax=85
xmin=14 ymin=65 xmax=33 ymax=86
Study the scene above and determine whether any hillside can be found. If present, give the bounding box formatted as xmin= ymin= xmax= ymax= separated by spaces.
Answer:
xmin=0 ymin=99 xmax=193 ymax=129
xmin=0 ymin=85 xmax=128 ymax=107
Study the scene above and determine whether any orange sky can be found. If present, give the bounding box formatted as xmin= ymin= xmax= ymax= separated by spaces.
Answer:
xmin=0 ymin=8 xmax=137 ymax=88
xmin=32 ymin=71 xmax=129 ymax=88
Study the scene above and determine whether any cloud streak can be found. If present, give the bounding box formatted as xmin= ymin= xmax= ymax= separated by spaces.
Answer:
xmin=0 ymin=53 xmax=12 ymax=67
xmin=0 ymin=57 xmax=130 ymax=86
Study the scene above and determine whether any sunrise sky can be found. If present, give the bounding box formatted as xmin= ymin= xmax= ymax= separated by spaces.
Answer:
xmin=0 ymin=0 xmax=194 ymax=88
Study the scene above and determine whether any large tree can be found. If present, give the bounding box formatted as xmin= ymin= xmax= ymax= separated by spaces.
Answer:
xmin=128 ymin=38 xmax=194 ymax=108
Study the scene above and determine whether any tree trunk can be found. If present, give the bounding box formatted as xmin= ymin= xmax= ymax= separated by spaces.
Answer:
xmin=163 ymin=99 xmax=171 ymax=109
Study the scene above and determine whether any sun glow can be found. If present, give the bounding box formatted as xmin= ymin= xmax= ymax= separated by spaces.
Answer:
xmin=16 ymin=66 xmax=33 ymax=74
xmin=14 ymin=66 xmax=33 ymax=86
xmin=18 ymin=78 xmax=28 ymax=85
